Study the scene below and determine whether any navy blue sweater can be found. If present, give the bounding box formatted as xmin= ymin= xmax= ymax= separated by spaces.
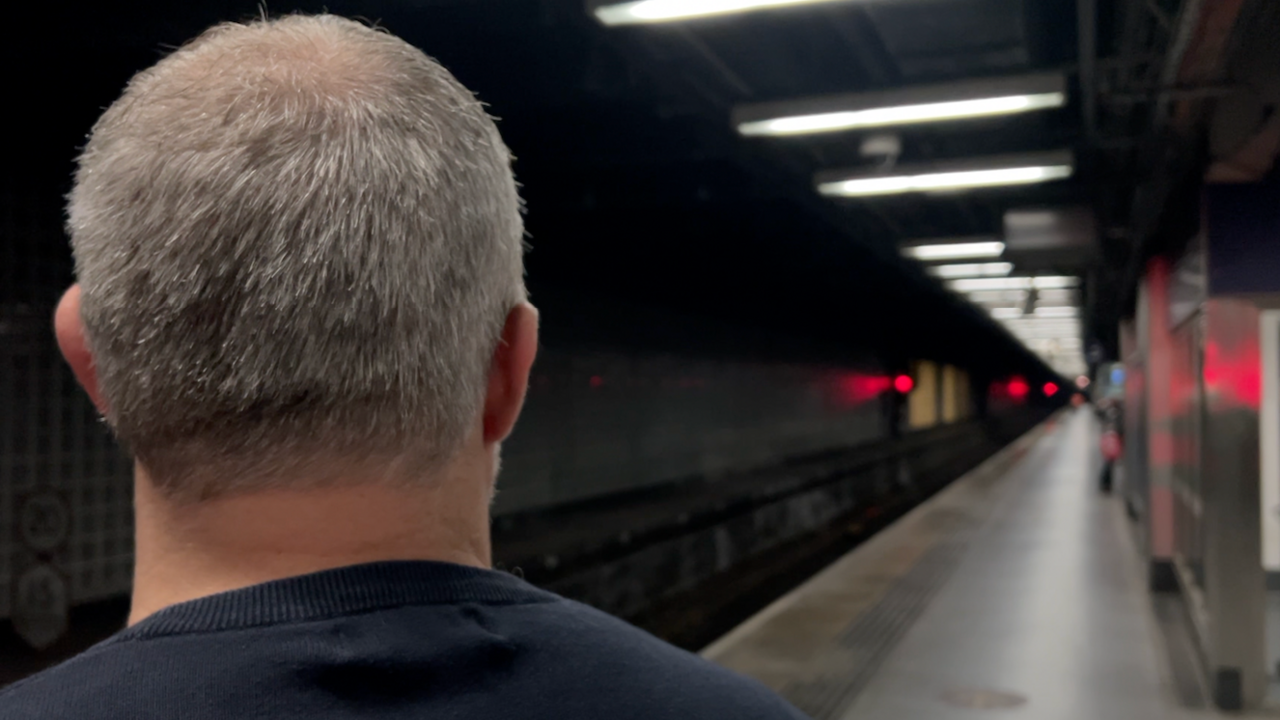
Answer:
xmin=0 ymin=561 xmax=808 ymax=719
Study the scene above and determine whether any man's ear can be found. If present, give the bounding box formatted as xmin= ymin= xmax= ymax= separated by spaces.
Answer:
xmin=55 ymin=285 xmax=108 ymax=414
xmin=482 ymin=303 xmax=538 ymax=445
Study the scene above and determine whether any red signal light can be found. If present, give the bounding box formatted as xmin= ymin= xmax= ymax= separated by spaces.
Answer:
xmin=1043 ymin=381 xmax=1059 ymax=396
xmin=1007 ymin=377 xmax=1029 ymax=399
xmin=893 ymin=375 xmax=914 ymax=394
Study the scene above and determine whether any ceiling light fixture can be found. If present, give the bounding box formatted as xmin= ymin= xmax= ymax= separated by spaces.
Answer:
xmin=927 ymin=262 xmax=1014 ymax=279
xmin=593 ymin=0 xmax=851 ymax=25
xmin=1028 ymin=276 xmax=1080 ymax=290
xmin=1034 ymin=288 xmax=1078 ymax=304
xmin=902 ymin=240 xmax=1005 ymax=261
xmin=821 ymin=166 xmax=1072 ymax=197
xmin=947 ymin=275 xmax=1080 ymax=291
xmin=1034 ymin=306 xmax=1079 ymax=318
xmin=735 ymin=75 xmax=1066 ymax=137
xmin=817 ymin=151 xmax=1073 ymax=198
xmin=965 ymin=290 xmax=1030 ymax=304
xmin=741 ymin=95 xmax=1065 ymax=136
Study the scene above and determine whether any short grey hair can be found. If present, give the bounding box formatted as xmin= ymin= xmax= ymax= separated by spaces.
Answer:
xmin=67 ymin=14 xmax=525 ymax=500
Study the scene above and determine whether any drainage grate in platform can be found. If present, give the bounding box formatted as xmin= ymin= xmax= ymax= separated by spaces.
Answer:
xmin=779 ymin=520 xmax=978 ymax=719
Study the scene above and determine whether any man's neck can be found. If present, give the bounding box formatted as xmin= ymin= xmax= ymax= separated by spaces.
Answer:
xmin=129 ymin=465 xmax=493 ymax=625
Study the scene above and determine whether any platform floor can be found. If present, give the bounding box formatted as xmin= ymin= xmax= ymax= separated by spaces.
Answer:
xmin=705 ymin=409 xmax=1232 ymax=719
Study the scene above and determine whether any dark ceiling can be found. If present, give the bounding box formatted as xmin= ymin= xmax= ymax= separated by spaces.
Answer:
xmin=4 ymin=0 xmax=1228 ymax=383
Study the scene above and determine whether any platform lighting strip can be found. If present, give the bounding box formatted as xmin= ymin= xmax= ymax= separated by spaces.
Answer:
xmin=988 ymin=297 xmax=1086 ymax=368
xmin=738 ymin=93 xmax=1065 ymax=137
xmin=818 ymin=164 xmax=1072 ymax=198
xmin=1007 ymin=331 xmax=1082 ymax=341
xmin=1023 ymin=335 xmax=1085 ymax=345
xmin=1007 ymin=322 xmax=1080 ymax=329
xmin=989 ymin=306 xmax=1080 ymax=319
xmin=1033 ymin=306 xmax=1079 ymax=318
xmin=594 ymin=0 xmax=852 ymax=25
xmin=1007 ymin=328 xmax=1082 ymax=339
xmin=926 ymin=262 xmax=1013 ymax=279
xmin=1002 ymin=317 xmax=1080 ymax=328
xmin=966 ymin=289 xmax=1077 ymax=304
xmin=1026 ymin=337 xmax=1083 ymax=346
xmin=902 ymin=241 xmax=1004 ymax=261
xmin=1034 ymin=288 xmax=1078 ymax=303
xmin=966 ymin=289 xmax=1029 ymax=304
xmin=948 ymin=276 xmax=1079 ymax=291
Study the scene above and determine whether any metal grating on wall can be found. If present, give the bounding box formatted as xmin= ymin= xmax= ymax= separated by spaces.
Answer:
xmin=1 ymin=306 xmax=136 ymax=623
xmin=2 ymin=179 xmax=136 ymax=628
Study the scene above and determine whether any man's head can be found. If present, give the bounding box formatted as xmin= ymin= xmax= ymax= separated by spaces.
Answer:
xmin=56 ymin=14 xmax=536 ymax=502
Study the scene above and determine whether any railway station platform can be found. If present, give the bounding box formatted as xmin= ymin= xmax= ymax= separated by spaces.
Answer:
xmin=705 ymin=408 xmax=1251 ymax=719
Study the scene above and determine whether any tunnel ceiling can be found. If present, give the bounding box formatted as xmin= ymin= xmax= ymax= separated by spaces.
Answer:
xmin=7 ymin=0 xmax=1239 ymax=382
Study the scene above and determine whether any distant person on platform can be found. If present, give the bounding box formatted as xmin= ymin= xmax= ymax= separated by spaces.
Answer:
xmin=0 ymin=15 xmax=808 ymax=720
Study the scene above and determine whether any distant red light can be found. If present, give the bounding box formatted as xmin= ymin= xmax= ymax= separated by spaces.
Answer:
xmin=834 ymin=373 xmax=892 ymax=404
xmin=1043 ymin=382 xmax=1059 ymax=396
xmin=1007 ymin=377 xmax=1029 ymax=399
xmin=589 ymin=375 xmax=604 ymax=388
xmin=893 ymin=375 xmax=914 ymax=394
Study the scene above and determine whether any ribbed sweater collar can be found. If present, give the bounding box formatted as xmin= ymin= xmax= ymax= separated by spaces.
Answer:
xmin=116 ymin=561 xmax=556 ymax=641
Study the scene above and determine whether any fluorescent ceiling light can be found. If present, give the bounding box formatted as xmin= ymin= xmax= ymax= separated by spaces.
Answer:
xmin=1034 ymin=288 xmax=1077 ymax=304
xmin=990 ymin=307 xmax=1023 ymax=319
xmin=902 ymin=240 xmax=1004 ymax=261
xmin=1030 ymin=276 xmax=1080 ymax=289
xmin=1030 ymin=337 xmax=1083 ymax=348
xmin=821 ymin=165 xmax=1072 ymax=197
xmin=1003 ymin=210 xmax=1060 ymax=230
xmin=927 ymin=262 xmax=1013 ymax=279
xmin=816 ymin=151 xmax=1074 ymax=198
xmin=1007 ymin=326 xmax=1081 ymax=337
xmin=1006 ymin=328 xmax=1081 ymax=340
xmin=739 ymin=93 xmax=1064 ymax=137
xmin=951 ymin=278 xmax=1031 ymax=291
xmin=1004 ymin=316 xmax=1079 ymax=324
xmin=735 ymin=74 xmax=1066 ymax=137
xmin=947 ymin=275 xmax=1079 ymax=292
xmin=1034 ymin=306 xmax=1079 ymax=318
xmin=966 ymin=290 xmax=1029 ymax=304
xmin=594 ymin=0 xmax=850 ymax=25
xmin=1002 ymin=316 xmax=1080 ymax=326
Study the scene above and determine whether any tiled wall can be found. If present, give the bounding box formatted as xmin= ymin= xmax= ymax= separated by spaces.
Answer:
xmin=1 ymin=311 xmax=136 ymax=620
